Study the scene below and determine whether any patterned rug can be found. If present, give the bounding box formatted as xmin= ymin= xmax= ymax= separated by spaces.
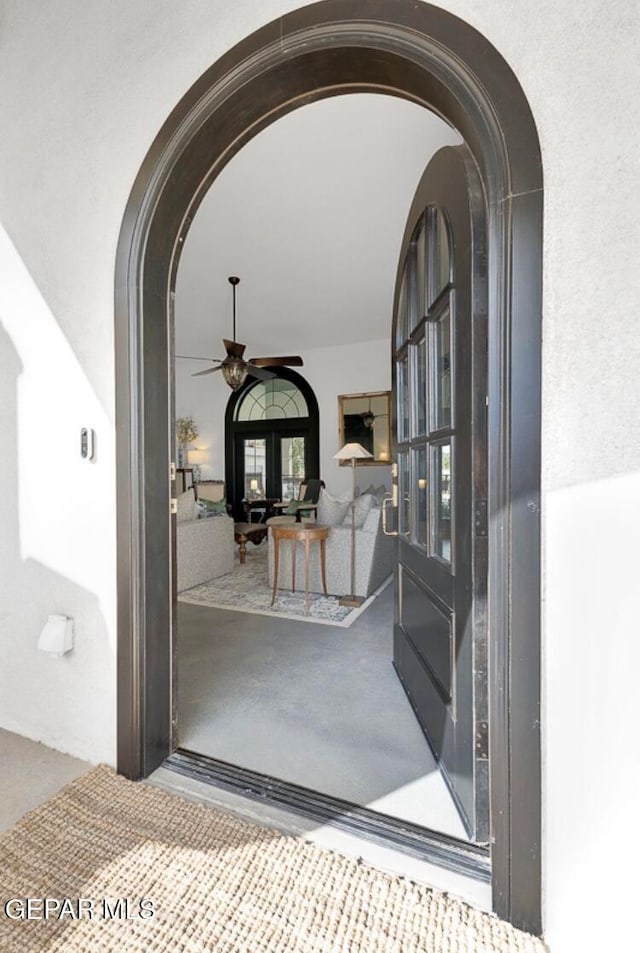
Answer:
xmin=0 ymin=766 xmax=546 ymax=953
xmin=179 ymin=543 xmax=387 ymax=627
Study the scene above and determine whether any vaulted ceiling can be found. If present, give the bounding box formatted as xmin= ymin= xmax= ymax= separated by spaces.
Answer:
xmin=174 ymin=93 xmax=460 ymax=360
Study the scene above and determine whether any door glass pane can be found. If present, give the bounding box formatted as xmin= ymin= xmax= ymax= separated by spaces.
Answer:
xmin=431 ymin=305 xmax=452 ymax=430
xmin=280 ymin=436 xmax=305 ymax=501
xmin=431 ymin=442 xmax=452 ymax=563
xmin=416 ymin=216 xmax=426 ymax=321
xmin=244 ymin=438 xmax=266 ymax=499
xmin=397 ymin=356 xmax=409 ymax=442
xmin=434 ymin=207 xmax=451 ymax=299
xmin=413 ymin=445 xmax=428 ymax=548
xmin=395 ymin=264 xmax=409 ymax=348
xmin=412 ymin=335 xmax=427 ymax=436
xmin=407 ymin=244 xmax=419 ymax=335
xmin=398 ymin=451 xmax=410 ymax=536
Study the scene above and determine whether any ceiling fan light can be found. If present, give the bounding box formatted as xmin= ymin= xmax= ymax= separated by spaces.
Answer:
xmin=221 ymin=358 xmax=248 ymax=390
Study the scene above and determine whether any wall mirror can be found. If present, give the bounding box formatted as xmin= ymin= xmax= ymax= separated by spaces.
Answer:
xmin=337 ymin=391 xmax=391 ymax=465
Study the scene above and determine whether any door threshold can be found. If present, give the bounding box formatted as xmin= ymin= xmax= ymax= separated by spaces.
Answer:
xmin=156 ymin=748 xmax=491 ymax=906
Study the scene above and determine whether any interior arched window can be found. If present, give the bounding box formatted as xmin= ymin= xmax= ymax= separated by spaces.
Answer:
xmin=225 ymin=369 xmax=320 ymax=520
xmin=235 ymin=378 xmax=309 ymax=421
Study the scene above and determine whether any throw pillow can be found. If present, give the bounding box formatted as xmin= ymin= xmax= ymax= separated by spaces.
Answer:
xmin=199 ymin=497 xmax=227 ymax=516
xmin=176 ymin=488 xmax=197 ymax=523
xmin=341 ymin=492 xmax=375 ymax=529
xmin=317 ymin=487 xmax=350 ymax=527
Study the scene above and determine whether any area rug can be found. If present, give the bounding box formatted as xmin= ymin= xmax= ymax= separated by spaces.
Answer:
xmin=0 ymin=767 xmax=546 ymax=953
xmin=179 ymin=543 xmax=388 ymax=628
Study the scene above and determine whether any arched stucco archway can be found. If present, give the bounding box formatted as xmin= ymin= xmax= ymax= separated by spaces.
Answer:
xmin=115 ymin=0 xmax=542 ymax=932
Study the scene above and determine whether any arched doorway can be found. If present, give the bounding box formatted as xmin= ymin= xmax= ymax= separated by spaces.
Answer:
xmin=225 ymin=369 xmax=320 ymax=520
xmin=115 ymin=0 xmax=542 ymax=931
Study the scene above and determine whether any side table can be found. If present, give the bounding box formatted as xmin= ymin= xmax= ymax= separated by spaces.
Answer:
xmin=270 ymin=523 xmax=329 ymax=614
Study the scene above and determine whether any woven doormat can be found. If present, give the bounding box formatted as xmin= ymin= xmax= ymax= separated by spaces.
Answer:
xmin=0 ymin=767 xmax=546 ymax=952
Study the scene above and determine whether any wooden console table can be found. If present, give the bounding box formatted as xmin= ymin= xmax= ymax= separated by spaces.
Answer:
xmin=270 ymin=523 xmax=329 ymax=614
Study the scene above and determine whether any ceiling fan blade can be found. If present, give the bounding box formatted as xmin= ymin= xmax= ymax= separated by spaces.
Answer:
xmin=246 ymin=364 xmax=277 ymax=381
xmin=249 ymin=356 xmax=304 ymax=367
xmin=223 ymin=339 xmax=246 ymax=360
xmin=176 ymin=355 xmax=223 ymax=363
xmin=192 ymin=365 xmax=223 ymax=377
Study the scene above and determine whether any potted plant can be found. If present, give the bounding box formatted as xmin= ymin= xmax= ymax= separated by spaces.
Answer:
xmin=176 ymin=416 xmax=199 ymax=467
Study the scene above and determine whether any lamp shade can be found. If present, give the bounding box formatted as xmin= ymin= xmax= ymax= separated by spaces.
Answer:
xmin=333 ymin=442 xmax=373 ymax=461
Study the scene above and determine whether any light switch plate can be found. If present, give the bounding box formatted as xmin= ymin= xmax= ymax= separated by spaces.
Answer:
xmin=81 ymin=427 xmax=95 ymax=460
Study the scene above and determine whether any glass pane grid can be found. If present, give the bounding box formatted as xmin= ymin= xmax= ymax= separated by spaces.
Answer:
xmin=395 ymin=266 xmax=409 ymax=348
xmin=244 ymin=438 xmax=266 ymax=498
xmin=410 ymin=335 xmax=427 ymax=438
xmin=411 ymin=445 xmax=428 ymax=549
xmin=236 ymin=379 xmax=309 ymax=421
xmin=280 ymin=435 xmax=306 ymax=501
xmin=429 ymin=300 xmax=452 ymax=433
xmin=430 ymin=440 xmax=452 ymax=565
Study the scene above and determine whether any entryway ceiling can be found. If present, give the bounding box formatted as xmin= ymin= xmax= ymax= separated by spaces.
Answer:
xmin=175 ymin=93 xmax=460 ymax=357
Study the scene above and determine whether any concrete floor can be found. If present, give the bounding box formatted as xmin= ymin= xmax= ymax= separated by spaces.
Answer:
xmin=0 ymin=728 xmax=90 ymax=832
xmin=178 ymin=572 xmax=468 ymax=840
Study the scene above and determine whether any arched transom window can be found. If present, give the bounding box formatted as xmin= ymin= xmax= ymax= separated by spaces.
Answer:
xmin=235 ymin=379 xmax=309 ymax=421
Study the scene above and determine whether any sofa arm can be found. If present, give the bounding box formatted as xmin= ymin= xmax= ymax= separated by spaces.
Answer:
xmin=177 ymin=515 xmax=234 ymax=591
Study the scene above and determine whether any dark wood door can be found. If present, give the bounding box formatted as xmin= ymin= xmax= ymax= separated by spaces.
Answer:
xmin=392 ymin=145 xmax=488 ymax=842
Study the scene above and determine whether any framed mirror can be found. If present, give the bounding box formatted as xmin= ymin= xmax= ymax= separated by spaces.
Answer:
xmin=337 ymin=391 xmax=392 ymax=465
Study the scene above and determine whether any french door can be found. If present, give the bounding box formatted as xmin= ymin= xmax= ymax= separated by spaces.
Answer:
xmin=235 ymin=429 xmax=308 ymax=510
xmin=392 ymin=144 xmax=488 ymax=842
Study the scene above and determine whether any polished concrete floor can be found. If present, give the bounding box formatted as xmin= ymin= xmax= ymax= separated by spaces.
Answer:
xmin=178 ymin=564 xmax=467 ymax=841
xmin=0 ymin=728 xmax=90 ymax=832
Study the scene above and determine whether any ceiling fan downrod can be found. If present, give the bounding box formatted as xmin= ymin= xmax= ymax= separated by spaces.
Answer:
xmin=228 ymin=275 xmax=240 ymax=343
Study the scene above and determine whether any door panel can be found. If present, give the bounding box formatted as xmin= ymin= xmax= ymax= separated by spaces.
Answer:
xmin=392 ymin=144 xmax=488 ymax=842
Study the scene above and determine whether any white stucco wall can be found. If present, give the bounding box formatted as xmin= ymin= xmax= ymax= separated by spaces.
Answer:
xmin=0 ymin=2 xmax=638 ymax=951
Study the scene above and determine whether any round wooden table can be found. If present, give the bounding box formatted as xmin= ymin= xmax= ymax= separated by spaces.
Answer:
xmin=270 ymin=523 xmax=330 ymax=614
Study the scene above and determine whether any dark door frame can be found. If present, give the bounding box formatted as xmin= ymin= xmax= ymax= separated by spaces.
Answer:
xmin=114 ymin=0 xmax=542 ymax=933
xmin=225 ymin=367 xmax=321 ymax=520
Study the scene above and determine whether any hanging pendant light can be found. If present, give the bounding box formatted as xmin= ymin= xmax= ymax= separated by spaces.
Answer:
xmin=220 ymin=277 xmax=248 ymax=390
xmin=221 ymin=355 xmax=248 ymax=390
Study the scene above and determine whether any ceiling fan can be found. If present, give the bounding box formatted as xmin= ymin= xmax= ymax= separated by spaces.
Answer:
xmin=177 ymin=276 xmax=303 ymax=390
xmin=358 ymin=401 xmax=388 ymax=430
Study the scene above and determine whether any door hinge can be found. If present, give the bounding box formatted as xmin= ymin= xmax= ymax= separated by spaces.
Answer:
xmin=170 ymin=461 xmax=176 ymax=482
xmin=170 ymin=498 xmax=178 ymax=515
xmin=474 ymin=499 xmax=488 ymax=537
xmin=475 ymin=720 xmax=489 ymax=759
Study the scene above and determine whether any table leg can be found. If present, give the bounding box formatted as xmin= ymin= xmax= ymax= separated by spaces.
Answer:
xmin=271 ymin=536 xmax=280 ymax=606
xmin=291 ymin=538 xmax=296 ymax=592
xmin=238 ymin=536 xmax=247 ymax=565
xmin=304 ymin=535 xmax=311 ymax=614
xmin=320 ymin=537 xmax=328 ymax=596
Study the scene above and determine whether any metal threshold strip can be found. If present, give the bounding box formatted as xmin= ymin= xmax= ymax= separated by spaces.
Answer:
xmin=165 ymin=748 xmax=491 ymax=883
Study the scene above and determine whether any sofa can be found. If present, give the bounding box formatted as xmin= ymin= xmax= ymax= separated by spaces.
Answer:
xmin=176 ymin=489 xmax=234 ymax=592
xmin=267 ymin=490 xmax=395 ymax=598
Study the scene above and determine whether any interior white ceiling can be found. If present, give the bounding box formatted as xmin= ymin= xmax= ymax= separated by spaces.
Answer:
xmin=174 ymin=93 xmax=460 ymax=361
